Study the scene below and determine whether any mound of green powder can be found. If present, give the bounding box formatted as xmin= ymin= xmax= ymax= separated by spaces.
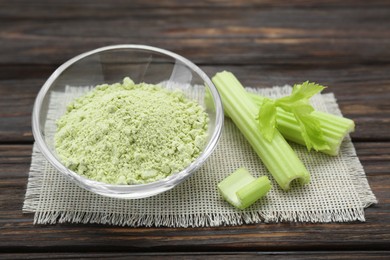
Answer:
xmin=55 ymin=78 xmax=209 ymax=185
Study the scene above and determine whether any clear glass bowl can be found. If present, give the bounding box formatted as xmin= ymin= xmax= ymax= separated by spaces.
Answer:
xmin=32 ymin=44 xmax=224 ymax=199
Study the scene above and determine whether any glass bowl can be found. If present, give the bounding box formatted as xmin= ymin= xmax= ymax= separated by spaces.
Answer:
xmin=32 ymin=44 xmax=224 ymax=199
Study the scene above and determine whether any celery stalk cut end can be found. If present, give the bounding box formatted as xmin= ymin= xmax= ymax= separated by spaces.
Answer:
xmin=280 ymin=173 xmax=310 ymax=191
xmin=218 ymin=168 xmax=271 ymax=210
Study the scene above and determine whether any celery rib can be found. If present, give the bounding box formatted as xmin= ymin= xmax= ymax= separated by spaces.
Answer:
xmin=218 ymin=168 xmax=271 ymax=210
xmin=248 ymin=92 xmax=355 ymax=156
xmin=212 ymin=71 xmax=310 ymax=190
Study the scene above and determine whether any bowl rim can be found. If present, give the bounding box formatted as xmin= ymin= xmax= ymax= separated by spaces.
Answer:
xmin=32 ymin=44 xmax=224 ymax=198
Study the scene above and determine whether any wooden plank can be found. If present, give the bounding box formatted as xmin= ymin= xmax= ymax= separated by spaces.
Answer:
xmin=0 ymin=78 xmax=42 ymax=143
xmin=0 ymin=6 xmax=389 ymax=65
xmin=1 ymin=65 xmax=389 ymax=143
xmin=2 ymin=0 xmax=390 ymax=9
xmin=1 ymin=251 xmax=390 ymax=259
xmin=0 ymin=143 xmax=388 ymax=252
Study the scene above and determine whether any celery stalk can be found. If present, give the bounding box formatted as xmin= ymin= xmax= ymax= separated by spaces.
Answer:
xmin=218 ymin=168 xmax=271 ymax=209
xmin=236 ymin=176 xmax=271 ymax=209
xmin=248 ymin=92 xmax=355 ymax=156
xmin=212 ymin=71 xmax=310 ymax=190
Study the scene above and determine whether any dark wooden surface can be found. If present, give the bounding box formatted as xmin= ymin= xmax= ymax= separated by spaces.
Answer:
xmin=1 ymin=0 xmax=389 ymax=258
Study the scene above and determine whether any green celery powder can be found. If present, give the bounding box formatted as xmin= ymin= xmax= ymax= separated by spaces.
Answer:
xmin=55 ymin=78 xmax=209 ymax=185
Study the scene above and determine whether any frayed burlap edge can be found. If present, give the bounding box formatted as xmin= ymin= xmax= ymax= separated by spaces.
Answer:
xmin=23 ymin=88 xmax=377 ymax=227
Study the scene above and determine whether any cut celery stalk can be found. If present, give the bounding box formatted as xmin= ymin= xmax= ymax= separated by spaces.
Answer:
xmin=248 ymin=92 xmax=355 ymax=156
xmin=236 ymin=176 xmax=271 ymax=209
xmin=218 ymin=168 xmax=271 ymax=210
xmin=212 ymin=71 xmax=310 ymax=190
xmin=218 ymin=168 xmax=256 ymax=209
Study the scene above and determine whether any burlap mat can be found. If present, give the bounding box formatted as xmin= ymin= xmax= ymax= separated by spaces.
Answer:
xmin=23 ymin=85 xmax=377 ymax=227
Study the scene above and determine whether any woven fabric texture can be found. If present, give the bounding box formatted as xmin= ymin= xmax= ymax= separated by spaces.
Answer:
xmin=23 ymin=85 xmax=377 ymax=227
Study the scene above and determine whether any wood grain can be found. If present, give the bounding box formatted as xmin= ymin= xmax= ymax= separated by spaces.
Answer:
xmin=1 ymin=252 xmax=390 ymax=259
xmin=1 ymin=65 xmax=389 ymax=143
xmin=0 ymin=144 xmax=388 ymax=252
xmin=0 ymin=0 xmax=389 ymax=257
xmin=0 ymin=3 xmax=389 ymax=66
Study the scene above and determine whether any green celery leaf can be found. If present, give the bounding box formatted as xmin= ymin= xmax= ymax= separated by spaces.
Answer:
xmin=257 ymin=98 xmax=277 ymax=142
xmin=291 ymin=103 xmax=330 ymax=151
xmin=273 ymin=81 xmax=328 ymax=151
xmin=276 ymin=81 xmax=326 ymax=112
xmin=292 ymin=81 xmax=326 ymax=99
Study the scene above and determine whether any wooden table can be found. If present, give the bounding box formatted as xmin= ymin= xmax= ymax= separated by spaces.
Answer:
xmin=1 ymin=1 xmax=389 ymax=258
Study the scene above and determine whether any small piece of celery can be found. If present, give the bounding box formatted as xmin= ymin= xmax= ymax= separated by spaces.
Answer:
xmin=212 ymin=71 xmax=310 ymax=190
xmin=218 ymin=168 xmax=271 ymax=210
xmin=236 ymin=176 xmax=271 ymax=209
xmin=248 ymin=92 xmax=355 ymax=156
